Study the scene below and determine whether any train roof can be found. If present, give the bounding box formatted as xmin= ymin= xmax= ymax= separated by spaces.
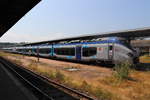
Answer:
xmin=0 ymin=0 xmax=41 ymax=37
xmin=24 ymin=27 xmax=150 ymax=46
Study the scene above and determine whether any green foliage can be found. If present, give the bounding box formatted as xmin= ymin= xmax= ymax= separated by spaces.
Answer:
xmin=79 ymin=81 xmax=117 ymax=100
xmin=55 ymin=71 xmax=65 ymax=82
xmin=80 ymin=81 xmax=91 ymax=92
xmin=0 ymin=52 xmax=7 ymax=56
xmin=49 ymin=71 xmax=57 ymax=79
xmin=93 ymin=88 xmax=113 ymax=100
xmin=114 ymin=62 xmax=131 ymax=80
xmin=42 ymin=71 xmax=54 ymax=78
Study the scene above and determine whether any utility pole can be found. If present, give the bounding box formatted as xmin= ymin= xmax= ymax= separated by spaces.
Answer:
xmin=22 ymin=49 xmax=25 ymax=58
xmin=149 ymin=47 xmax=150 ymax=56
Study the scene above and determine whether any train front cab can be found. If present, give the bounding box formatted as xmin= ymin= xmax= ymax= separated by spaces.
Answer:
xmin=94 ymin=37 xmax=139 ymax=65
xmin=110 ymin=38 xmax=139 ymax=65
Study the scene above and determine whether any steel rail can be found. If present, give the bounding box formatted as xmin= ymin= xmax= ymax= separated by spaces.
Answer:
xmin=0 ymin=57 xmax=53 ymax=100
xmin=0 ymin=57 xmax=96 ymax=100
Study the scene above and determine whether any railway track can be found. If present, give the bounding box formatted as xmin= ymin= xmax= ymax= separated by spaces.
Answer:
xmin=0 ymin=57 xmax=95 ymax=100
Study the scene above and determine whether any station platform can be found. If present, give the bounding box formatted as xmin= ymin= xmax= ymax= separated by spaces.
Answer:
xmin=0 ymin=62 xmax=37 ymax=100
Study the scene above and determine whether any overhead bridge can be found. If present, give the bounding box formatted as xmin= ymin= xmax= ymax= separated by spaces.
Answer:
xmin=24 ymin=27 xmax=150 ymax=46
xmin=0 ymin=0 xmax=41 ymax=37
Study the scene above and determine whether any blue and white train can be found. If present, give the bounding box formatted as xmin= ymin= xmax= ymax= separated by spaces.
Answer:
xmin=3 ymin=37 xmax=139 ymax=64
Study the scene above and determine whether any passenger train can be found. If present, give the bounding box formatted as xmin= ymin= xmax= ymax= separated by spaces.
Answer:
xmin=3 ymin=37 xmax=139 ymax=64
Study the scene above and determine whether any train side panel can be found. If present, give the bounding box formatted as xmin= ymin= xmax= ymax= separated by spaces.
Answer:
xmin=96 ymin=44 xmax=109 ymax=61
xmin=38 ymin=45 xmax=52 ymax=57
xmin=79 ymin=43 xmax=110 ymax=62
xmin=53 ymin=44 xmax=76 ymax=60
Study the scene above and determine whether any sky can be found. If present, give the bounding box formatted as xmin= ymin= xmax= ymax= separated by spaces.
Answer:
xmin=0 ymin=0 xmax=150 ymax=43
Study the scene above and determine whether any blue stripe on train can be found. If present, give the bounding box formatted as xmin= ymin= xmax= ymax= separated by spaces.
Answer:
xmin=53 ymin=40 xmax=120 ymax=47
xmin=66 ymin=56 xmax=74 ymax=59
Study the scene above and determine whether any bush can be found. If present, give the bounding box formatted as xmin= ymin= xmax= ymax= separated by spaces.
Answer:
xmin=79 ymin=81 xmax=117 ymax=100
xmin=93 ymin=88 xmax=113 ymax=100
xmin=42 ymin=70 xmax=55 ymax=79
xmin=114 ymin=62 xmax=131 ymax=80
xmin=55 ymin=71 xmax=65 ymax=82
xmin=80 ymin=81 xmax=92 ymax=92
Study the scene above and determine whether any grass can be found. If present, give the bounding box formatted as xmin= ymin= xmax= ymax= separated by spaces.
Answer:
xmin=92 ymin=88 xmax=114 ymax=100
xmin=1 ymin=51 xmax=150 ymax=100
xmin=28 ymin=60 xmax=39 ymax=71
xmin=114 ymin=62 xmax=132 ymax=81
xmin=26 ymin=60 xmax=116 ymax=99
xmin=0 ymin=52 xmax=8 ymax=56
xmin=79 ymin=80 xmax=116 ymax=100
xmin=55 ymin=70 xmax=65 ymax=82
xmin=12 ymin=59 xmax=22 ymax=65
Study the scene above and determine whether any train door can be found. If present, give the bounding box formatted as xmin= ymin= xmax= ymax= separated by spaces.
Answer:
xmin=76 ymin=46 xmax=82 ymax=60
xmin=51 ymin=44 xmax=54 ymax=56
xmin=108 ymin=44 xmax=114 ymax=60
xmin=37 ymin=47 xmax=39 ymax=56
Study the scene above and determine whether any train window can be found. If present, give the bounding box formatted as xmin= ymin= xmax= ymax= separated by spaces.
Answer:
xmin=39 ymin=48 xmax=51 ymax=54
xmin=20 ymin=49 xmax=23 ymax=52
xmin=70 ymin=48 xmax=75 ymax=55
xmin=54 ymin=48 xmax=75 ymax=56
xmin=33 ymin=49 xmax=37 ymax=53
xmin=25 ymin=49 xmax=32 ymax=53
xmin=29 ymin=49 xmax=32 ymax=52
xmin=82 ymin=47 xmax=97 ymax=57
xmin=109 ymin=45 xmax=113 ymax=50
xmin=24 ymin=49 xmax=28 ymax=52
